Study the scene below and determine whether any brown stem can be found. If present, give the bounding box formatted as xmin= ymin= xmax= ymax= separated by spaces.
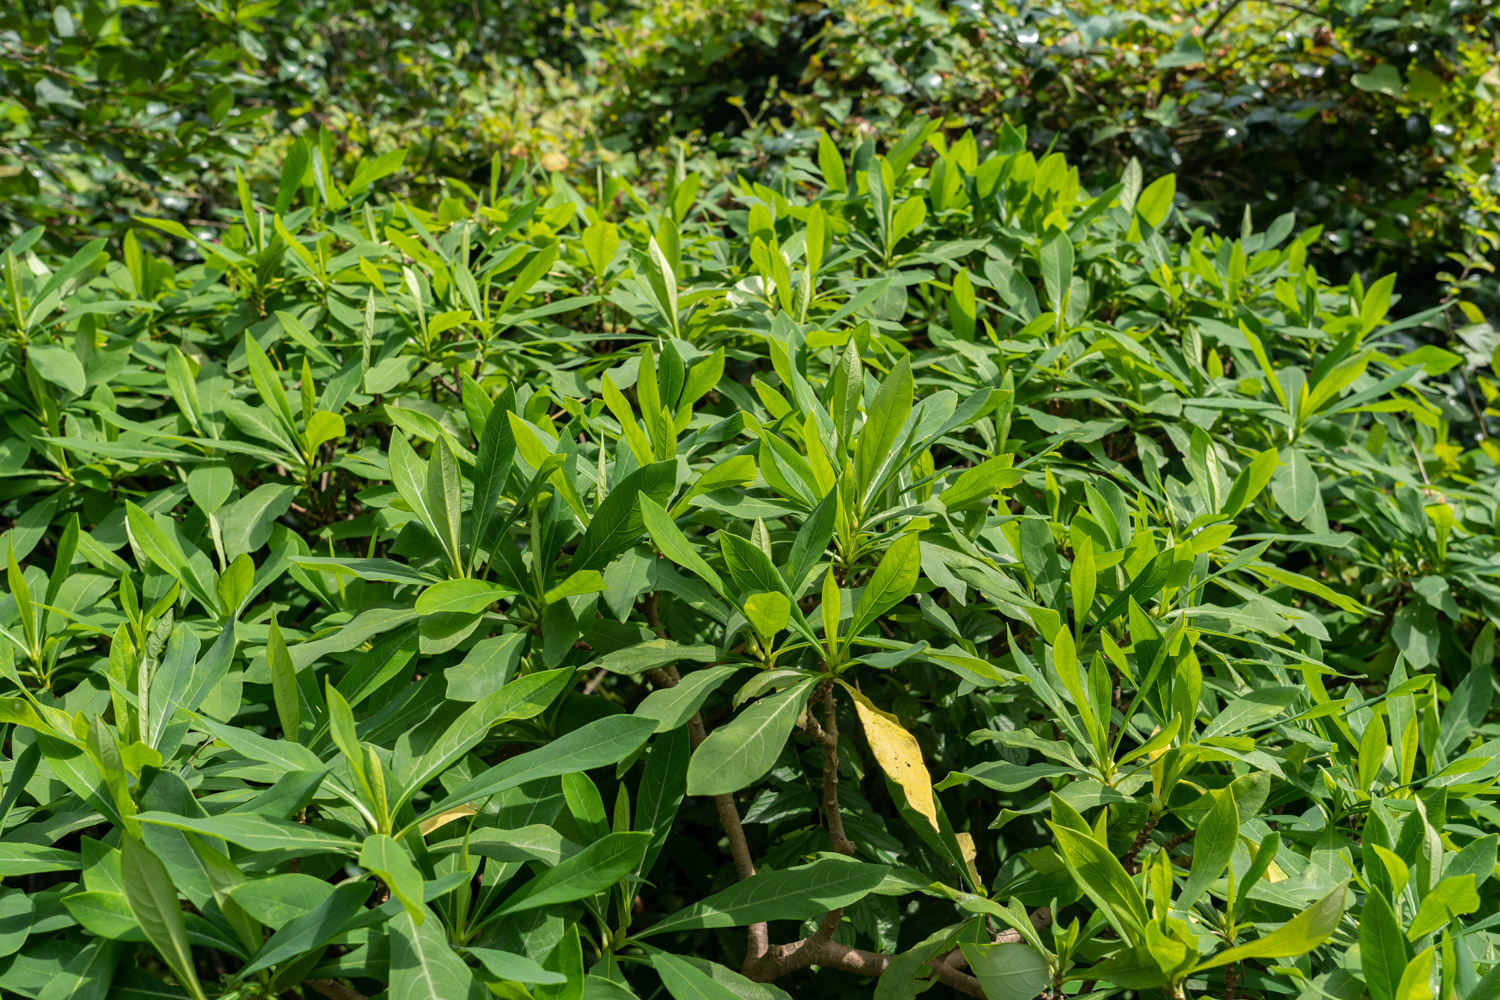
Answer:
xmin=1162 ymin=829 xmax=1197 ymax=850
xmin=1157 ymin=829 xmax=1197 ymax=859
xmin=306 ymin=980 xmax=367 ymax=1000
xmin=743 ymin=937 xmax=983 ymax=996
xmin=1123 ymin=812 xmax=1160 ymax=874
xmin=645 ymin=662 xmax=767 ymax=956
xmin=814 ymin=683 xmax=856 ymax=856
xmin=647 ymin=642 xmax=964 ymax=992
xmin=1225 ymin=959 xmax=1240 ymax=1000
xmin=644 ymin=590 xmax=665 ymax=637
xmin=993 ymin=907 xmax=1054 ymax=943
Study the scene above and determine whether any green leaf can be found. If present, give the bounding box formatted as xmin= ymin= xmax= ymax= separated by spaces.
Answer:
xmin=390 ymin=905 xmax=482 ymax=1000
xmin=581 ymin=221 xmax=621 ymax=280
xmin=1407 ymin=874 xmax=1480 ymax=940
xmin=136 ymin=812 xmax=361 ymax=855
xmin=635 ymin=666 xmax=741 ymax=732
xmin=1271 ymin=447 xmax=1318 ymax=521
xmin=850 ymin=532 xmax=921 ymax=638
xmin=497 ymin=832 xmax=650 ymax=915
xmin=573 ymin=461 xmax=676 ymax=573
xmin=948 ymin=268 xmax=976 ymax=342
xmin=121 ymin=837 xmax=207 ymax=1000
xmin=28 ymin=344 xmax=86 ymax=396
xmin=360 ymin=834 xmax=426 ymax=924
xmin=427 ymin=437 xmax=464 ymax=573
xmin=1221 ymin=448 xmax=1278 ymax=515
xmin=415 ymin=578 xmax=516 ymax=615
xmin=942 ymin=455 xmax=1021 ymax=511
xmin=1192 ymin=880 xmax=1348 ymax=971
xmin=855 ymin=356 xmax=913 ymax=495
xmin=817 ymin=131 xmax=847 ymax=192
xmin=687 ymin=679 xmax=817 ymax=795
xmin=960 ymin=942 xmax=1051 ymax=1000
xmin=266 ymin=616 xmax=300 ymax=743
xmin=468 ymin=948 xmax=567 ymax=986
xmin=238 ymin=881 xmax=374 ymax=978
xmin=1047 ymin=822 xmax=1147 ymax=935
xmin=545 ymin=569 xmax=607 ymax=605
xmin=470 ymin=385 xmax=517 ymax=571
xmin=390 ymin=433 xmax=440 ymax=540
xmin=1039 ymin=229 xmax=1073 ymax=316
xmin=1393 ymin=946 xmax=1435 ymax=1000
xmin=394 ymin=667 xmax=573 ymax=811
xmin=1361 ymin=890 xmax=1408 ymax=1000
xmin=1135 ymin=173 xmax=1176 ymax=229
xmin=303 ymin=410 xmax=345 ymax=453
xmin=429 ymin=715 xmax=658 ymax=816
xmin=638 ymin=857 xmax=890 ymax=938
xmin=743 ymin=592 xmax=791 ymax=640
xmin=220 ymin=484 xmax=297 ymax=558
xmin=1179 ymin=788 xmax=1237 ymax=908
xmin=640 ymin=492 xmax=727 ymax=596
xmin=1353 ymin=63 xmax=1403 ymax=96
xmin=651 ymin=951 xmax=745 ymax=1000
xmin=646 ymin=235 xmax=680 ymax=336
xmin=242 ymin=331 xmax=298 ymax=439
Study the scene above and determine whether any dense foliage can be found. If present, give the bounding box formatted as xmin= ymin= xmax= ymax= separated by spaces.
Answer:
xmin=3 ymin=3 xmax=1500 ymax=1000
xmin=5 ymin=0 xmax=1497 ymax=319
xmin=3 ymin=117 xmax=1499 ymax=1000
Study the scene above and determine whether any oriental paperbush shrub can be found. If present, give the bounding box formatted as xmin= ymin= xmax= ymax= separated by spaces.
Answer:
xmin=0 ymin=127 xmax=1496 ymax=1000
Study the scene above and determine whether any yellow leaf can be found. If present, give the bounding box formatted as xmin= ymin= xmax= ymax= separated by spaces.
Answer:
xmin=847 ymin=686 xmax=939 ymax=831
xmin=419 ymin=805 xmax=477 ymax=837
xmin=955 ymin=831 xmax=981 ymax=885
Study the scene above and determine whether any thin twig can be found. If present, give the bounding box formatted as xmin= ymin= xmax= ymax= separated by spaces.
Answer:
xmin=1201 ymin=0 xmax=1247 ymax=42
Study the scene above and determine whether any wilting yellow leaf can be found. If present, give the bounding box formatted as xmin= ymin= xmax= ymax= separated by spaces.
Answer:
xmin=847 ymin=687 xmax=939 ymax=831
xmin=419 ymin=804 xmax=477 ymax=837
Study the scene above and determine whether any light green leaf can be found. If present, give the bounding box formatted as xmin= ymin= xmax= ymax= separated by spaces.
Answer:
xmin=1192 ymin=880 xmax=1348 ymax=971
xmin=687 ymin=679 xmax=817 ymax=796
xmin=960 ymin=942 xmax=1051 ymax=1000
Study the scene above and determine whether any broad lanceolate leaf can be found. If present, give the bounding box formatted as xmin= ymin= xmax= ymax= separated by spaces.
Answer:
xmin=639 ymin=857 xmax=890 ymax=938
xmin=428 ymin=715 xmax=658 ymax=816
xmin=572 ymin=461 xmax=676 ymax=573
xmin=497 ymin=832 xmax=650 ymax=915
xmin=846 ymin=685 xmax=938 ymax=831
xmin=121 ymin=837 xmax=207 ymax=1000
xmin=1192 ymin=880 xmax=1349 ymax=971
xmin=960 ymin=942 xmax=1051 ymax=1000
xmin=390 ymin=905 xmax=483 ymax=1000
xmin=850 ymin=532 xmax=921 ymax=639
xmin=1047 ymin=822 xmax=1148 ymax=936
xmin=686 ymin=679 xmax=817 ymax=796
